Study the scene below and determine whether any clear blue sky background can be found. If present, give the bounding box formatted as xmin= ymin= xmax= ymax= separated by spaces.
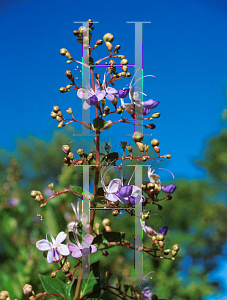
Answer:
xmin=1 ymin=0 xmax=227 ymax=299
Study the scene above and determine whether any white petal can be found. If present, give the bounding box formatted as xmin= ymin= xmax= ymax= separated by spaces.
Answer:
xmin=132 ymin=185 xmax=141 ymax=194
xmin=77 ymin=88 xmax=91 ymax=99
xmin=106 ymin=93 xmax=114 ymax=101
xmin=96 ymin=90 xmax=106 ymax=101
xmin=132 ymin=193 xmax=143 ymax=206
xmin=106 ymin=193 xmax=120 ymax=202
xmin=106 ymin=86 xmax=118 ymax=94
xmin=145 ymin=226 xmax=157 ymax=237
xmin=107 ymin=178 xmax=122 ymax=193
xmin=83 ymin=100 xmax=91 ymax=110
xmin=36 ymin=239 xmax=52 ymax=251
xmin=56 ymin=232 xmax=67 ymax=245
xmin=72 ymin=248 xmax=83 ymax=258
xmin=82 ymin=234 xmax=94 ymax=248
xmin=80 ymin=212 xmax=89 ymax=226
xmin=58 ymin=244 xmax=70 ymax=256
xmin=67 ymin=221 xmax=75 ymax=231
xmin=47 ymin=249 xmax=54 ymax=264
xmin=90 ymin=245 xmax=97 ymax=254
xmin=133 ymin=92 xmax=141 ymax=101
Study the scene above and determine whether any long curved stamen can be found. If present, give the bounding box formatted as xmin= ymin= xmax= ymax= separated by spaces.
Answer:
xmin=128 ymin=162 xmax=139 ymax=185
xmin=71 ymin=202 xmax=79 ymax=220
xmin=132 ymin=74 xmax=156 ymax=88
xmin=73 ymin=223 xmax=81 ymax=246
xmin=129 ymin=67 xmax=142 ymax=89
xmin=156 ymin=168 xmax=175 ymax=180
xmin=138 ymin=271 xmax=156 ymax=289
xmin=37 ymin=214 xmax=55 ymax=243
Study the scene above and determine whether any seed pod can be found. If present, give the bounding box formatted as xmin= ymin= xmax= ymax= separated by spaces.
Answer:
xmin=132 ymin=131 xmax=144 ymax=143
xmin=102 ymin=218 xmax=111 ymax=227
xmin=23 ymin=284 xmax=33 ymax=297
xmin=147 ymin=182 xmax=155 ymax=190
xmin=121 ymin=72 xmax=126 ymax=77
xmin=62 ymin=265 xmax=69 ymax=274
xmin=144 ymin=145 xmax=150 ymax=152
xmin=104 ymin=106 xmax=110 ymax=114
xmin=60 ymin=48 xmax=67 ymax=56
xmin=151 ymin=139 xmax=159 ymax=146
xmin=66 ymin=84 xmax=73 ymax=89
xmin=87 ymin=19 xmax=93 ymax=27
xmin=115 ymin=45 xmax=121 ymax=50
xmin=126 ymin=144 xmax=132 ymax=152
xmin=78 ymin=26 xmax=87 ymax=34
xmin=103 ymin=33 xmax=114 ymax=43
xmin=65 ymin=70 xmax=74 ymax=82
xmin=116 ymin=107 xmax=123 ymax=114
xmin=136 ymin=142 xmax=145 ymax=152
xmin=57 ymin=111 xmax=63 ymax=117
xmin=166 ymin=194 xmax=172 ymax=200
xmin=172 ymin=244 xmax=180 ymax=251
xmin=109 ymin=60 xmax=116 ymax=66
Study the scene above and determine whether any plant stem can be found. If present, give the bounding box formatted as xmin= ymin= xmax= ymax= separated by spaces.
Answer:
xmin=74 ymin=266 xmax=83 ymax=300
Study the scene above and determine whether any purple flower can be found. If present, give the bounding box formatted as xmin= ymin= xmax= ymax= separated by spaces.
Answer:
xmin=161 ymin=184 xmax=177 ymax=194
xmin=142 ymin=99 xmax=159 ymax=109
xmin=142 ymin=287 xmax=152 ymax=300
xmin=105 ymin=86 xmax=118 ymax=101
xmin=7 ymin=197 xmax=19 ymax=207
xmin=157 ymin=226 xmax=168 ymax=236
xmin=115 ymin=88 xmax=129 ymax=98
xmin=67 ymin=234 xmax=97 ymax=258
xmin=142 ymin=107 xmax=151 ymax=115
xmin=117 ymin=185 xmax=133 ymax=197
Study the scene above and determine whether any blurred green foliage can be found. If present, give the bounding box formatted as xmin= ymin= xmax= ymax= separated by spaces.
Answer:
xmin=0 ymin=126 xmax=227 ymax=300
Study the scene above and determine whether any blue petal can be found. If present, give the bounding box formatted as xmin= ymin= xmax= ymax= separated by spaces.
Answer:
xmin=142 ymin=99 xmax=159 ymax=109
xmin=157 ymin=226 xmax=168 ymax=236
xmin=116 ymin=88 xmax=129 ymax=98
xmin=161 ymin=184 xmax=177 ymax=194
xmin=117 ymin=185 xmax=133 ymax=197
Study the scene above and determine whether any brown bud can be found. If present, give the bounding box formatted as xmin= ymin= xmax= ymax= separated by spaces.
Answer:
xmin=103 ymin=33 xmax=114 ymax=43
xmin=62 ymin=145 xmax=70 ymax=154
xmin=23 ymin=284 xmax=33 ymax=297
xmin=151 ymin=139 xmax=159 ymax=146
xmin=60 ymin=48 xmax=67 ymax=56
xmin=133 ymin=131 xmax=144 ymax=143
xmin=153 ymin=146 xmax=160 ymax=153
xmin=51 ymin=111 xmax=57 ymax=119
xmin=53 ymin=106 xmax=60 ymax=113
xmin=30 ymin=190 xmax=38 ymax=198
xmin=105 ymin=225 xmax=112 ymax=232
xmin=56 ymin=116 xmax=62 ymax=122
xmin=68 ymin=152 xmax=74 ymax=160
xmin=102 ymin=218 xmax=111 ymax=227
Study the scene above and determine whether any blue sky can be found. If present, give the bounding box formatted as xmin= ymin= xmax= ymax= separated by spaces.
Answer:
xmin=1 ymin=0 xmax=227 ymax=298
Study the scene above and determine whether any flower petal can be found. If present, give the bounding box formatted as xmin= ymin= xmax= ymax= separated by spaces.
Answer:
xmin=106 ymin=193 xmax=120 ymax=202
xmin=106 ymin=86 xmax=118 ymax=94
xmin=58 ymin=244 xmax=70 ymax=256
xmin=47 ymin=248 xmax=54 ymax=264
xmin=141 ymin=99 xmax=159 ymax=109
xmin=77 ymin=88 xmax=91 ymax=99
xmin=106 ymin=93 xmax=115 ymax=101
xmin=96 ymin=90 xmax=106 ymax=101
xmin=145 ymin=226 xmax=157 ymax=237
xmin=157 ymin=226 xmax=168 ymax=236
xmin=90 ymin=245 xmax=97 ymax=254
xmin=142 ymin=107 xmax=151 ymax=115
xmin=56 ymin=232 xmax=67 ymax=245
xmin=107 ymin=178 xmax=122 ymax=193
xmin=82 ymin=234 xmax=94 ymax=248
xmin=67 ymin=242 xmax=78 ymax=252
xmin=83 ymin=99 xmax=91 ymax=110
xmin=36 ymin=239 xmax=52 ymax=251
xmin=72 ymin=248 xmax=83 ymax=258
xmin=116 ymin=89 xmax=129 ymax=98
xmin=161 ymin=184 xmax=177 ymax=194
xmin=118 ymin=185 xmax=133 ymax=197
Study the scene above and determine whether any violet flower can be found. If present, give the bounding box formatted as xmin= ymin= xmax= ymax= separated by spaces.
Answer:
xmin=101 ymin=163 xmax=144 ymax=205
xmin=67 ymin=234 xmax=97 ymax=258
xmin=161 ymin=184 xmax=177 ymax=194
xmin=157 ymin=226 xmax=168 ymax=236
xmin=115 ymin=88 xmax=129 ymax=98
xmin=77 ymin=79 xmax=105 ymax=110
xmin=140 ymin=214 xmax=168 ymax=238
xmin=36 ymin=218 xmax=70 ymax=264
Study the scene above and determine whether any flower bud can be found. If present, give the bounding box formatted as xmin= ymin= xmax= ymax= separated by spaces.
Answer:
xmin=103 ymin=33 xmax=114 ymax=43
xmin=147 ymin=183 xmax=155 ymax=190
xmin=126 ymin=72 xmax=131 ymax=77
xmin=102 ymin=218 xmax=111 ymax=227
xmin=67 ymin=60 xmax=72 ymax=64
xmin=60 ymin=48 xmax=67 ymax=56
xmin=68 ymin=152 xmax=74 ymax=160
xmin=172 ymin=244 xmax=180 ymax=251
xmin=77 ymin=149 xmax=83 ymax=156
xmin=151 ymin=139 xmax=159 ymax=146
xmin=165 ymin=154 xmax=171 ymax=159
xmin=121 ymin=72 xmax=126 ymax=77
xmin=78 ymin=26 xmax=87 ymax=34
xmin=122 ymin=65 xmax=128 ymax=72
xmin=102 ymin=250 xmax=109 ymax=256
xmin=105 ymin=42 xmax=113 ymax=52
xmin=142 ymin=213 xmax=149 ymax=220
xmin=60 ymin=87 xmax=68 ymax=93
xmin=65 ymin=52 xmax=72 ymax=59
xmin=30 ymin=190 xmax=38 ymax=198
xmin=121 ymin=141 xmax=127 ymax=149
xmin=65 ymin=70 xmax=74 ymax=82
xmin=164 ymin=249 xmax=171 ymax=255
xmin=145 ymin=124 xmax=156 ymax=129
xmin=57 ymin=111 xmax=63 ymax=118
xmin=159 ymin=241 xmax=165 ymax=248
xmin=51 ymin=270 xmax=57 ymax=278
xmin=156 ymin=234 xmax=164 ymax=241
xmin=126 ymin=144 xmax=132 ymax=152
xmin=172 ymin=250 xmax=178 ymax=257
xmin=152 ymin=295 xmax=158 ymax=300
xmin=121 ymin=58 xmax=128 ymax=65
xmin=48 ymin=183 xmax=54 ymax=190
xmin=109 ymin=60 xmax=116 ymax=66
xmin=51 ymin=111 xmax=57 ymax=119
xmin=136 ymin=142 xmax=145 ymax=152
xmin=115 ymin=45 xmax=121 ymax=50
xmin=66 ymin=84 xmax=72 ymax=89
xmin=62 ymin=265 xmax=69 ymax=274
xmin=152 ymin=112 xmax=161 ymax=118
xmin=104 ymin=106 xmax=110 ymax=114
xmin=116 ymin=107 xmax=123 ymax=114
xmin=0 ymin=291 xmax=10 ymax=300
xmin=105 ymin=226 xmax=112 ymax=232
xmin=153 ymin=146 xmax=160 ymax=153
xmin=58 ymin=121 xmax=63 ymax=128
xmin=96 ymin=39 xmax=103 ymax=45
xmin=35 ymin=195 xmax=41 ymax=202
xmin=112 ymin=210 xmax=119 ymax=217
xmin=144 ymin=145 xmax=150 ymax=152
xmin=53 ymin=106 xmax=60 ymax=113
xmin=73 ymin=30 xmax=79 ymax=37
xmin=62 ymin=145 xmax=70 ymax=154
xmin=56 ymin=116 xmax=62 ymax=122
xmin=132 ymin=131 xmax=144 ymax=143
xmin=66 ymin=107 xmax=73 ymax=115
xmin=166 ymin=194 xmax=172 ymax=200
xmin=87 ymin=19 xmax=93 ymax=27
xmin=23 ymin=284 xmax=33 ymax=297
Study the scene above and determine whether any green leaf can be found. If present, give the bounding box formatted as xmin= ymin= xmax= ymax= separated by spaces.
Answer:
xmin=39 ymin=275 xmax=71 ymax=300
xmin=82 ymin=122 xmax=93 ymax=130
xmin=80 ymin=261 xmax=101 ymax=299
xmin=92 ymin=232 xmax=125 ymax=250
xmin=76 ymin=38 xmax=83 ymax=45
xmin=102 ymin=120 xmax=112 ymax=131
xmin=70 ymin=186 xmax=105 ymax=205
xmin=93 ymin=117 xmax=105 ymax=130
